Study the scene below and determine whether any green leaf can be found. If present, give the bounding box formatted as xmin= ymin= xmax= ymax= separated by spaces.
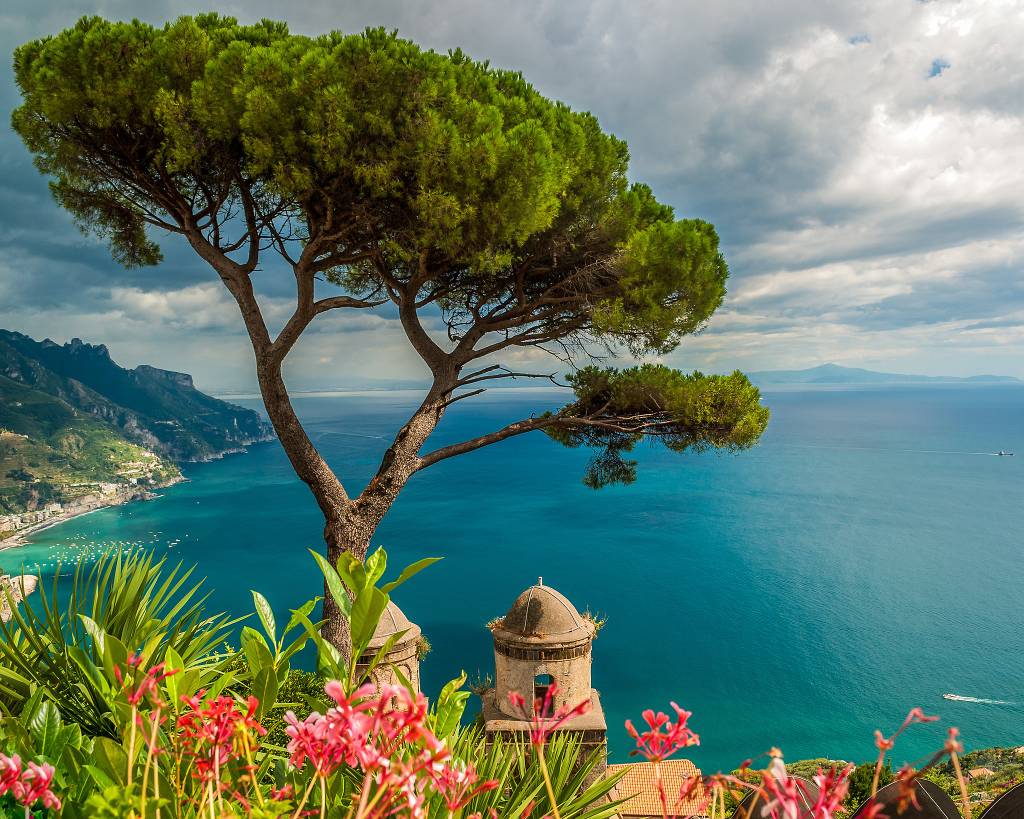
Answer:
xmin=205 ymin=669 xmax=236 ymax=701
xmin=350 ymin=586 xmax=389 ymax=658
xmin=317 ymin=639 xmax=344 ymax=679
xmin=251 ymin=590 xmax=276 ymax=642
xmin=364 ymin=547 xmax=387 ymax=586
xmin=78 ymin=614 xmax=106 ymax=655
xmin=92 ymin=736 xmax=128 ymax=785
xmin=251 ymin=667 xmax=279 ymax=719
xmin=431 ymin=671 xmax=470 ymax=738
xmin=381 ymin=556 xmax=442 ymax=594
xmin=310 ymin=550 xmax=352 ymax=619
xmin=84 ymin=764 xmax=116 ymax=790
xmin=240 ymin=626 xmax=274 ymax=675
xmin=164 ymin=645 xmax=183 ymax=707
xmin=285 ymin=598 xmax=319 ymax=634
xmin=28 ymin=700 xmax=63 ymax=757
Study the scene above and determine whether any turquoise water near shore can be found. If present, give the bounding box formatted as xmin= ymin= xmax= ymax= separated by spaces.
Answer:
xmin=6 ymin=385 xmax=1024 ymax=772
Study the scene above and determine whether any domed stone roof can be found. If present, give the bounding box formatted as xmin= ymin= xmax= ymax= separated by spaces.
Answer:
xmin=492 ymin=582 xmax=593 ymax=644
xmin=367 ymin=600 xmax=421 ymax=650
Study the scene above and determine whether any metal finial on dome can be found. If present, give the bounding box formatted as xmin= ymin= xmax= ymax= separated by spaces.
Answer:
xmin=494 ymin=582 xmax=592 ymax=641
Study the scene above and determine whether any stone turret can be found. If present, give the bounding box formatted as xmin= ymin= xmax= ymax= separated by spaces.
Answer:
xmin=355 ymin=601 xmax=423 ymax=694
xmin=0 ymin=574 xmax=37 ymax=623
xmin=482 ymin=579 xmax=607 ymax=772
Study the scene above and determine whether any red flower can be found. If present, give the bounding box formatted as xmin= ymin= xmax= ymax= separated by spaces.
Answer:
xmin=858 ymin=801 xmax=888 ymax=819
xmin=625 ymin=701 xmax=699 ymax=762
xmin=177 ymin=693 xmax=266 ymax=783
xmin=894 ymin=764 xmax=922 ymax=812
xmin=760 ymin=754 xmax=804 ymax=819
xmin=809 ymin=764 xmax=853 ymax=819
xmin=506 ymin=682 xmax=592 ymax=745
xmin=875 ymin=707 xmax=938 ymax=753
xmin=429 ymin=759 xmax=499 ymax=811
xmin=115 ymin=653 xmax=179 ymax=709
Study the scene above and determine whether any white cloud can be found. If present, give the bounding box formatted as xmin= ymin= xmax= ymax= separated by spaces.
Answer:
xmin=2 ymin=0 xmax=1024 ymax=385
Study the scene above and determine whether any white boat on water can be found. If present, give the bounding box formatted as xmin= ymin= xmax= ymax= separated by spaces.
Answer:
xmin=943 ymin=693 xmax=1015 ymax=704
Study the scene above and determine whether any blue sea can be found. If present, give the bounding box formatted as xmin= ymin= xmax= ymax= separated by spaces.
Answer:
xmin=6 ymin=385 xmax=1024 ymax=772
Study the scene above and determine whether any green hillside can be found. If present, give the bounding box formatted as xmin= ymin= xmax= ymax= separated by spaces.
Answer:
xmin=0 ymin=330 xmax=273 ymax=462
xmin=0 ymin=375 xmax=180 ymax=517
xmin=0 ymin=330 xmax=274 ymax=526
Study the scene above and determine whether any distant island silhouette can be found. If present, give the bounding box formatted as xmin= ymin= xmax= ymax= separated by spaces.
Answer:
xmin=749 ymin=362 xmax=1022 ymax=386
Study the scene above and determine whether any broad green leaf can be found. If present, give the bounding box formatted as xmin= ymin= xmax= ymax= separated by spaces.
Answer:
xmin=310 ymin=550 xmax=352 ymax=619
xmin=285 ymin=598 xmax=319 ymax=634
xmin=240 ymin=625 xmax=274 ymax=675
xmin=317 ymin=639 xmax=344 ymax=679
xmin=164 ymin=645 xmax=183 ymax=709
xmin=27 ymin=700 xmax=64 ymax=758
xmin=251 ymin=667 xmax=279 ymax=718
xmin=251 ymin=590 xmax=276 ymax=642
xmin=364 ymin=547 xmax=387 ymax=585
xmin=381 ymin=556 xmax=442 ymax=594
xmin=350 ymin=586 xmax=389 ymax=657
xmin=78 ymin=614 xmax=105 ymax=655
xmin=92 ymin=736 xmax=128 ymax=785
xmin=431 ymin=671 xmax=470 ymax=738
xmin=204 ymin=669 xmax=236 ymax=700
xmin=84 ymin=764 xmax=116 ymax=790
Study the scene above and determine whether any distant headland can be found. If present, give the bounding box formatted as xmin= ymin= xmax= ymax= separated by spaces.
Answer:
xmin=0 ymin=330 xmax=274 ymax=545
xmin=749 ymin=362 xmax=1022 ymax=387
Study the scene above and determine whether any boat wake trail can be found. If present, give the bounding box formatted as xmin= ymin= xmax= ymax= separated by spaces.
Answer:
xmin=943 ymin=694 xmax=1016 ymax=705
xmin=315 ymin=430 xmax=386 ymax=441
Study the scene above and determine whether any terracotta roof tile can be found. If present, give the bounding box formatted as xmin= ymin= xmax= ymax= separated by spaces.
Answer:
xmin=607 ymin=760 xmax=706 ymax=818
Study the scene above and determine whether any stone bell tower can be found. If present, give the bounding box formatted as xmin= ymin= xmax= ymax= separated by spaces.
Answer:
xmin=482 ymin=579 xmax=607 ymax=771
xmin=355 ymin=600 xmax=423 ymax=694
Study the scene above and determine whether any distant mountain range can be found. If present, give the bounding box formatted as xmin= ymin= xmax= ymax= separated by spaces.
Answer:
xmin=0 ymin=330 xmax=273 ymax=523
xmin=749 ymin=363 xmax=1022 ymax=386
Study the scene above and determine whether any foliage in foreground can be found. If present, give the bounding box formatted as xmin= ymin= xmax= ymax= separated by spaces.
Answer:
xmin=0 ymin=549 xmax=620 ymax=817
xmin=0 ymin=547 xmax=988 ymax=818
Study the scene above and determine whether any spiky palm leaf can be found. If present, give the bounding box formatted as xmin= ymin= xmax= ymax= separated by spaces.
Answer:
xmin=0 ymin=549 xmax=237 ymax=736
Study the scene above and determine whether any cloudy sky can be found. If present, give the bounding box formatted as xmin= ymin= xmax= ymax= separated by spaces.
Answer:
xmin=2 ymin=0 xmax=1022 ymax=391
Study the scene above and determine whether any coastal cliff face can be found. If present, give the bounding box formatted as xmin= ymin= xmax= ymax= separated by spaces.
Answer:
xmin=0 ymin=329 xmax=274 ymax=533
xmin=0 ymin=330 xmax=273 ymax=461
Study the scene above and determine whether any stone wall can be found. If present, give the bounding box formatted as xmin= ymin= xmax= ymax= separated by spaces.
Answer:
xmin=493 ymin=640 xmax=593 ymax=718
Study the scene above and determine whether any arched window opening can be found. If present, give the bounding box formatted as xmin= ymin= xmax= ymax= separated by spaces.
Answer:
xmin=534 ymin=673 xmax=555 ymax=703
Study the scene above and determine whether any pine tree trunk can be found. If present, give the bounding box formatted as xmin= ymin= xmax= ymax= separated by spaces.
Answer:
xmin=321 ymin=514 xmax=376 ymax=663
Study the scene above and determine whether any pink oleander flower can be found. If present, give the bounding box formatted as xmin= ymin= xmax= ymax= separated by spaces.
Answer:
xmin=285 ymin=680 xmax=448 ymax=787
xmin=809 ymin=764 xmax=853 ymax=819
xmin=760 ymin=754 xmax=804 ymax=819
xmin=0 ymin=753 xmax=21 ymax=792
xmin=429 ymin=759 xmax=500 ymax=811
xmin=945 ymin=727 xmax=963 ymax=755
xmin=0 ymin=755 xmax=61 ymax=811
xmin=875 ymin=707 xmax=938 ymax=753
xmin=507 ymin=682 xmax=592 ymax=746
xmin=625 ymin=701 xmax=700 ymax=762
xmin=894 ymin=763 xmax=922 ymax=813
xmin=114 ymin=653 xmax=179 ymax=709
xmin=177 ymin=693 xmax=266 ymax=783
